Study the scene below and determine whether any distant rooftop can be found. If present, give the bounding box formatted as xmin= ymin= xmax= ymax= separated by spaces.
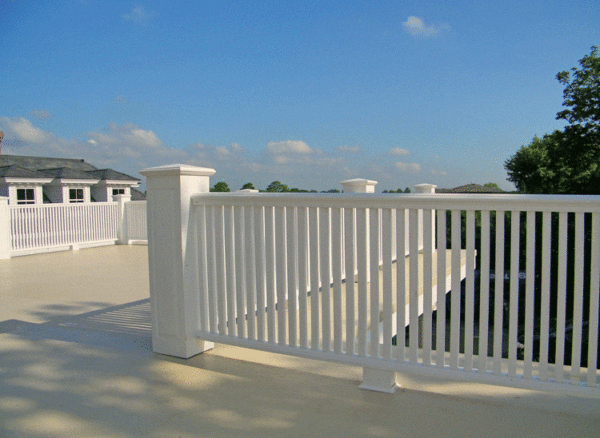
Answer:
xmin=0 ymin=154 xmax=97 ymax=172
xmin=0 ymin=154 xmax=139 ymax=182
xmin=0 ymin=164 xmax=47 ymax=179
xmin=41 ymin=167 xmax=99 ymax=180
xmin=86 ymin=168 xmax=140 ymax=182
xmin=436 ymin=183 xmax=505 ymax=194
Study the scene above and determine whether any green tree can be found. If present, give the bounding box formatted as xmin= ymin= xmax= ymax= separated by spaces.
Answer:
xmin=504 ymin=132 xmax=567 ymax=194
xmin=505 ymin=46 xmax=600 ymax=194
xmin=266 ymin=181 xmax=289 ymax=192
xmin=210 ymin=181 xmax=231 ymax=192
xmin=382 ymin=188 xmax=410 ymax=193
xmin=556 ymin=46 xmax=600 ymax=133
xmin=241 ymin=182 xmax=255 ymax=190
xmin=483 ymin=182 xmax=501 ymax=190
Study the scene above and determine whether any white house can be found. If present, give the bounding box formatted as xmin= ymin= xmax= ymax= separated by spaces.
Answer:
xmin=0 ymin=155 xmax=142 ymax=205
xmin=0 ymin=165 xmax=53 ymax=205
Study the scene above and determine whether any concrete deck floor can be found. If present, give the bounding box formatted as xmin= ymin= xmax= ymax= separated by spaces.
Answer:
xmin=1 ymin=245 xmax=600 ymax=438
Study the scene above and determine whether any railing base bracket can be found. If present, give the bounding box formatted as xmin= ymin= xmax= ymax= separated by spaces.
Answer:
xmin=359 ymin=368 xmax=399 ymax=393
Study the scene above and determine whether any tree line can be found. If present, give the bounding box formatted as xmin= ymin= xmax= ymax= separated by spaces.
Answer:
xmin=492 ymin=46 xmax=600 ymax=366
xmin=210 ymin=180 xmax=339 ymax=193
xmin=211 ymin=180 xmax=418 ymax=193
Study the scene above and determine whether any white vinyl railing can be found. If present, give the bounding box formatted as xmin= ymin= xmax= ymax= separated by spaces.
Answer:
xmin=141 ymin=165 xmax=600 ymax=393
xmin=190 ymin=193 xmax=600 ymax=389
xmin=10 ymin=202 xmax=119 ymax=255
xmin=2 ymin=198 xmax=148 ymax=257
xmin=123 ymin=200 xmax=148 ymax=242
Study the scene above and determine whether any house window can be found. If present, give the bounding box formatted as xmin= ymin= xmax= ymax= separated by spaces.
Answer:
xmin=112 ymin=188 xmax=125 ymax=196
xmin=69 ymin=188 xmax=84 ymax=203
xmin=17 ymin=188 xmax=35 ymax=205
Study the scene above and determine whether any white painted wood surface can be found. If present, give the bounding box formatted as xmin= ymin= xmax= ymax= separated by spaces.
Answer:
xmin=9 ymin=202 xmax=118 ymax=255
xmin=140 ymin=169 xmax=600 ymax=393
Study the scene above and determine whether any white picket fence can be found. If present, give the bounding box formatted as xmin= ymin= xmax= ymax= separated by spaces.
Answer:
xmin=123 ymin=201 xmax=148 ymax=242
xmin=9 ymin=202 xmax=118 ymax=256
xmin=0 ymin=199 xmax=147 ymax=257
xmin=142 ymin=165 xmax=600 ymax=394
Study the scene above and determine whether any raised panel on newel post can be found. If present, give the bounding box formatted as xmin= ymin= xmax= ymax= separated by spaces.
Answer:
xmin=139 ymin=164 xmax=216 ymax=358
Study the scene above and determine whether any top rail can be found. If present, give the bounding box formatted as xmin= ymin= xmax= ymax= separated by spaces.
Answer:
xmin=192 ymin=192 xmax=600 ymax=213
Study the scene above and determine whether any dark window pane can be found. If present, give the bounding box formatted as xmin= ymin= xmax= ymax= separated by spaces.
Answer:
xmin=69 ymin=188 xmax=84 ymax=203
xmin=17 ymin=188 xmax=35 ymax=204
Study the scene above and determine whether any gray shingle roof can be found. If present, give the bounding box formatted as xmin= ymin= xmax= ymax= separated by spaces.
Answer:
xmin=0 ymin=164 xmax=47 ymax=179
xmin=0 ymin=154 xmax=97 ymax=172
xmin=0 ymin=154 xmax=139 ymax=182
xmin=42 ymin=167 xmax=98 ymax=180
xmin=85 ymin=169 xmax=140 ymax=182
xmin=131 ymin=187 xmax=146 ymax=200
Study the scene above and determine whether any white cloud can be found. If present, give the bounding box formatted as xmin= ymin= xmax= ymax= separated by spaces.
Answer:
xmin=266 ymin=140 xmax=313 ymax=155
xmin=31 ymin=109 xmax=52 ymax=120
xmin=402 ymin=16 xmax=450 ymax=37
xmin=394 ymin=162 xmax=421 ymax=173
xmin=131 ymin=128 xmax=161 ymax=146
xmin=2 ymin=117 xmax=53 ymax=144
xmin=388 ymin=147 xmax=410 ymax=156
xmin=0 ymin=117 xmax=186 ymax=173
xmin=431 ymin=169 xmax=448 ymax=176
xmin=0 ymin=117 xmax=440 ymax=192
xmin=215 ymin=146 xmax=232 ymax=157
xmin=230 ymin=142 xmax=244 ymax=153
xmin=337 ymin=145 xmax=360 ymax=154
xmin=122 ymin=6 xmax=152 ymax=23
xmin=261 ymin=140 xmax=346 ymax=170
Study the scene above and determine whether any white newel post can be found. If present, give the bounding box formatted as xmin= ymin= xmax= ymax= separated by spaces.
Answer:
xmin=114 ymin=194 xmax=132 ymax=245
xmin=0 ymin=197 xmax=10 ymax=260
xmin=340 ymin=179 xmax=398 ymax=392
xmin=139 ymin=164 xmax=216 ymax=358
xmin=413 ymin=183 xmax=437 ymax=253
xmin=340 ymin=178 xmax=379 ymax=281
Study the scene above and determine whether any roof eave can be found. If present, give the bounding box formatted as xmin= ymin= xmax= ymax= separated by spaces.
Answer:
xmin=0 ymin=177 xmax=54 ymax=184
xmin=49 ymin=178 xmax=101 ymax=185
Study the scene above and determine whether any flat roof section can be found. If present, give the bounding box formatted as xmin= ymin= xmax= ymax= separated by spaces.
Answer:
xmin=1 ymin=246 xmax=599 ymax=437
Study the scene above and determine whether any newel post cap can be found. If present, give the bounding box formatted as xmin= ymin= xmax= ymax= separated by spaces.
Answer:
xmin=413 ymin=183 xmax=437 ymax=194
xmin=139 ymin=164 xmax=216 ymax=178
xmin=340 ymin=178 xmax=378 ymax=193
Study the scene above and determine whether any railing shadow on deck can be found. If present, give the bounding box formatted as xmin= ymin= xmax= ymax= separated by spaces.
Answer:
xmin=0 ymin=299 xmax=152 ymax=354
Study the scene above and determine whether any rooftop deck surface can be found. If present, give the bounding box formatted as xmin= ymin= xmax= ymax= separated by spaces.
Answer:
xmin=1 ymin=245 xmax=599 ymax=438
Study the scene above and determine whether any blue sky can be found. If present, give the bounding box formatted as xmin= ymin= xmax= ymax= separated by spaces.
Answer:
xmin=1 ymin=1 xmax=598 ymax=191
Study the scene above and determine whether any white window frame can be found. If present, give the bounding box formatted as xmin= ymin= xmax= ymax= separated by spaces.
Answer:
xmin=16 ymin=188 xmax=35 ymax=205
xmin=69 ymin=188 xmax=84 ymax=203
